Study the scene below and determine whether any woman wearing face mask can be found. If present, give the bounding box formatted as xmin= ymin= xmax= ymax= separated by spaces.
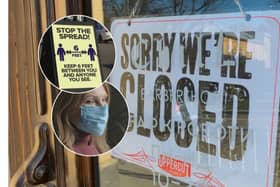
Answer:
xmin=52 ymin=84 xmax=110 ymax=156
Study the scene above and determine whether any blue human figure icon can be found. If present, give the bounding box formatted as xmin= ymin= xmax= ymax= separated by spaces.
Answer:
xmin=88 ymin=44 xmax=96 ymax=61
xmin=57 ymin=43 xmax=66 ymax=61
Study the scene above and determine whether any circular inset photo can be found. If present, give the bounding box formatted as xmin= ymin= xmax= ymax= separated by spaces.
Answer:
xmin=38 ymin=15 xmax=115 ymax=93
xmin=52 ymin=82 xmax=129 ymax=156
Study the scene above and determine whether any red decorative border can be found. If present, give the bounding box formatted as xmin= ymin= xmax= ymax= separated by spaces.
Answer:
xmin=193 ymin=172 xmax=225 ymax=187
xmin=112 ymin=148 xmax=156 ymax=169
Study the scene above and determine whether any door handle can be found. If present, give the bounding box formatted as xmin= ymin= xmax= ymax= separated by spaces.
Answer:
xmin=10 ymin=123 xmax=56 ymax=187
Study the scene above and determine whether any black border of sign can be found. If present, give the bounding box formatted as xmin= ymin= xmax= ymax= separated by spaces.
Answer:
xmin=49 ymin=28 xmax=60 ymax=88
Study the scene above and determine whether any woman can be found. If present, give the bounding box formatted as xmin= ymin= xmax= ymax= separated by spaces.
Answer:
xmin=52 ymin=83 xmax=111 ymax=156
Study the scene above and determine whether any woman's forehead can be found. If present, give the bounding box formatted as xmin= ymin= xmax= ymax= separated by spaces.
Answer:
xmin=83 ymin=86 xmax=108 ymax=98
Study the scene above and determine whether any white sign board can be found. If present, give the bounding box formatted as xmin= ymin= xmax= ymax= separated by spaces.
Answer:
xmin=110 ymin=11 xmax=280 ymax=187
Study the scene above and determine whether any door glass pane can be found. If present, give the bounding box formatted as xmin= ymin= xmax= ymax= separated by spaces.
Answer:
xmin=99 ymin=0 xmax=280 ymax=187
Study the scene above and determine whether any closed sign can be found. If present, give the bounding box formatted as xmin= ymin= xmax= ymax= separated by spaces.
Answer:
xmin=111 ymin=11 xmax=280 ymax=187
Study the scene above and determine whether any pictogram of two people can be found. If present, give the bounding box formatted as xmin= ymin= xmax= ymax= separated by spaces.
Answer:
xmin=57 ymin=43 xmax=96 ymax=61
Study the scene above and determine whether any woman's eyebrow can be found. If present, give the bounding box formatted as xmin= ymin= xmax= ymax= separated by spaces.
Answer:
xmin=84 ymin=96 xmax=93 ymax=99
xmin=83 ymin=96 xmax=95 ymax=100
xmin=90 ymin=93 xmax=108 ymax=97
xmin=83 ymin=95 xmax=108 ymax=100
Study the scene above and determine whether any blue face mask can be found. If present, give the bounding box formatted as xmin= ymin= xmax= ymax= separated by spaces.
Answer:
xmin=78 ymin=105 xmax=109 ymax=136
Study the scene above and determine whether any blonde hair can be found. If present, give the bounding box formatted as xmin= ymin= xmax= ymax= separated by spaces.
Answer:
xmin=53 ymin=84 xmax=111 ymax=154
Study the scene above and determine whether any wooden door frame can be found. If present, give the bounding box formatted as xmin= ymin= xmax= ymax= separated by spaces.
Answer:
xmin=9 ymin=0 xmax=104 ymax=186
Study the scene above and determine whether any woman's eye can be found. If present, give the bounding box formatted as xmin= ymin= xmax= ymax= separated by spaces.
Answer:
xmin=102 ymin=97 xmax=108 ymax=102
xmin=85 ymin=99 xmax=95 ymax=104
xmin=86 ymin=100 xmax=91 ymax=104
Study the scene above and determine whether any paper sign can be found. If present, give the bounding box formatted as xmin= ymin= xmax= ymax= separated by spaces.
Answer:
xmin=110 ymin=11 xmax=280 ymax=187
xmin=52 ymin=24 xmax=102 ymax=89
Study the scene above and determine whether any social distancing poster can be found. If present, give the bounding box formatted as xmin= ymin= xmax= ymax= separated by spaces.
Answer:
xmin=52 ymin=24 xmax=102 ymax=89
